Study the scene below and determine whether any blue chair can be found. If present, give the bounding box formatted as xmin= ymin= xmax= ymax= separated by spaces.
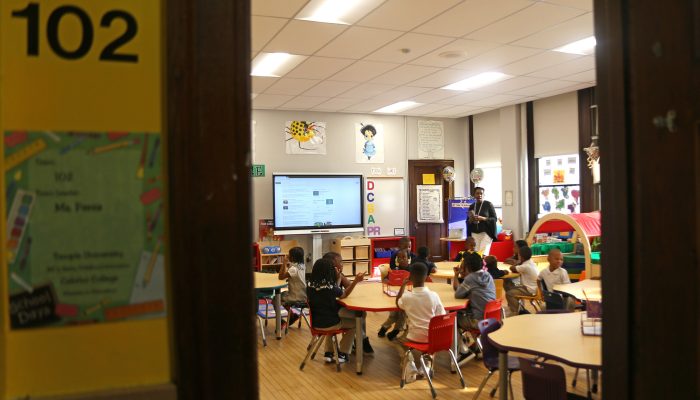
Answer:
xmin=472 ymin=318 xmax=520 ymax=399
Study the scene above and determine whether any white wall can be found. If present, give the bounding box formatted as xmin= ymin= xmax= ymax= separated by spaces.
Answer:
xmin=533 ymin=91 xmax=579 ymax=158
xmin=472 ymin=110 xmax=501 ymax=167
xmin=252 ymin=110 xmax=467 ymax=256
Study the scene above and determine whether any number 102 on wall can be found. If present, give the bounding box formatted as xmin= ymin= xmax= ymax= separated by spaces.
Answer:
xmin=11 ymin=2 xmax=139 ymax=63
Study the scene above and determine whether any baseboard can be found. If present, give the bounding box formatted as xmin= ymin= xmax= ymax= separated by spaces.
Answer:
xmin=33 ymin=383 xmax=176 ymax=400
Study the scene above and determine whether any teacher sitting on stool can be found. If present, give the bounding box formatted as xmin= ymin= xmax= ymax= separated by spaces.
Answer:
xmin=467 ymin=187 xmax=497 ymax=255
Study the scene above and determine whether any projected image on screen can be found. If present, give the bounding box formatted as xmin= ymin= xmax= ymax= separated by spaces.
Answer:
xmin=273 ymin=175 xmax=363 ymax=232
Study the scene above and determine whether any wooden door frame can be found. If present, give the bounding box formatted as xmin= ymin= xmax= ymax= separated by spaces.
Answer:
xmin=407 ymin=160 xmax=454 ymax=260
xmin=166 ymin=0 xmax=257 ymax=398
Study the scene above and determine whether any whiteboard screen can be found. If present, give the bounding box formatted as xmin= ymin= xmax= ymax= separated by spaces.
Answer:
xmin=365 ymin=177 xmax=405 ymax=237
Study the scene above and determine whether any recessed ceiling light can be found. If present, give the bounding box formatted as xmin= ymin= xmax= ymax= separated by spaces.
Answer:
xmin=295 ymin=0 xmax=385 ymax=25
xmin=553 ymin=36 xmax=596 ymax=55
xmin=442 ymin=72 xmax=511 ymax=91
xmin=251 ymin=52 xmax=307 ymax=77
xmin=374 ymin=101 xmax=422 ymax=114
xmin=438 ymin=51 xmax=465 ymax=59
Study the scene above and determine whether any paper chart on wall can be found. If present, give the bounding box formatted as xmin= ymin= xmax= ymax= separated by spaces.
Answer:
xmin=417 ymin=120 xmax=444 ymax=159
xmin=417 ymin=185 xmax=443 ymax=223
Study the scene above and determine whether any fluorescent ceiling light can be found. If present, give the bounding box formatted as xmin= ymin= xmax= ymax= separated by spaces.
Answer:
xmin=295 ymin=0 xmax=385 ymax=25
xmin=374 ymin=101 xmax=422 ymax=114
xmin=442 ymin=72 xmax=511 ymax=91
xmin=251 ymin=52 xmax=306 ymax=77
xmin=553 ymin=36 xmax=596 ymax=55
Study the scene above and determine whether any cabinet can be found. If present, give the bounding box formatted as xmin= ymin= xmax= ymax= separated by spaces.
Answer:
xmin=370 ymin=236 xmax=416 ymax=267
xmin=330 ymin=236 xmax=371 ymax=275
xmin=256 ymin=240 xmax=298 ymax=272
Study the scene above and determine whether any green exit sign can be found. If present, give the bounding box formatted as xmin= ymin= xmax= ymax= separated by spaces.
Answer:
xmin=251 ymin=164 xmax=265 ymax=177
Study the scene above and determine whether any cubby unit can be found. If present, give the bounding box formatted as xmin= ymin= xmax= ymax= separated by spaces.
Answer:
xmin=330 ymin=236 xmax=371 ymax=275
xmin=370 ymin=236 xmax=416 ymax=267
xmin=256 ymin=240 xmax=298 ymax=272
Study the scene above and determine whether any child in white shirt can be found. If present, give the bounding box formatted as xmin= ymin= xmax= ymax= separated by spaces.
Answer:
xmin=504 ymin=246 xmax=539 ymax=315
xmin=279 ymin=247 xmax=307 ymax=325
xmin=538 ymin=248 xmax=575 ymax=311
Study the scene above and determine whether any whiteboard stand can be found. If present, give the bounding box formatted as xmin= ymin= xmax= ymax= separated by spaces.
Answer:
xmin=312 ymin=233 xmax=323 ymax=264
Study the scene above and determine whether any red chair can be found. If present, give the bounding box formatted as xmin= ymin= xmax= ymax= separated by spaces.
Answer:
xmin=464 ymin=299 xmax=504 ymax=360
xmin=400 ymin=313 xmax=466 ymax=398
xmin=299 ymin=314 xmax=349 ymax=372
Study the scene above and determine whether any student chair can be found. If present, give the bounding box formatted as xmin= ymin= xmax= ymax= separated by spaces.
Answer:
xmin=299 ymin=314 xmax=349 ymax=372
xmin=518 ymin=358 xmax=588 ymax=400
xmin=513 ymin=281 xmax=544 ymax=313
xmin=472 ymin=318 xmax=520 ymax=400
xmin=400 ymin=313 xmax=465 ymax=399
xmin=257 ymin=315 xmax=267 ymax=347
xmin=283 ymin=301 xmax=310 ymax=334
xmin=462 ymin=299 xmax=504 ymax=365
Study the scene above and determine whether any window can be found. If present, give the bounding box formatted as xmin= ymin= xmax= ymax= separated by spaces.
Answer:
xmin=537 ymin=154 xmax=580 ymax=217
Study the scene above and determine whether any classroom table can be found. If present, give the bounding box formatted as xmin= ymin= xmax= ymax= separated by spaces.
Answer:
xmin=488 ymin=312 xmax=601 ymax=400
xmin=254 ymin=272 xmax=288 ymax=340
xmin=338 ymin=281 xmax=467 ymax=375
xmin=553 ymin=279 xmax=602 ymax=301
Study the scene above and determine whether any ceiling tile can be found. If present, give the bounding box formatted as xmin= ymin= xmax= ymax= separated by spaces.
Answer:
xmin=364 ymin=33 xmax=454 ymax=63
xmin=264 ymin=78 xmax=321 ymax=95
xmin=500 ymin=51 xmax=581 ymax=75
xmin=437 ymin=91 xmax=496 ymax=105
xmin=414 ymin=0 xmax=532 ymax=38
xmin=408 ymin=69 xmax=476 ymax=88
xmin=302 ymin=81 xmax=358 ymax=97
xmin=429 ymin=105 xmax=489 ymax=117
xmin=329 ymin=60 xmax=400 ymax=82
xmin=286 ymin=57 xmax=355 ymax=80
xmin=472 ymin=76 xmax=548 ymax=94
xmin=537 ymin=82 xmax=593 ymax=98
xmin=511 ymin=12 xmax=593 ymax=50
xmin=312 ymin=97 xmax=362 ymax=112
xmin=340 ymin=83 xmax=397 ymax=99
xmin=450 ymin=45 xmax=541 ymax=71
xmin=466 ymin=3 xmax=585 ymax=44
xmin=315 ymin=27 xmax=403 ymax=59
xmin=345 ymin=98 xmax=398 ymax=113
xmin=542 ymin=0 xmax=592 ymax=11
xmin=279 ymin=96 xmax=331 ymax=110
xmin=252 ymin=76 xmax=279 ymax=93
xmin=263 ymin=20 xmax=347 ymax=55
xmin=253 ymin=94 xmax=295 ymax=108
xmin=527 ymin=56 xmax=595 ymax=79
xmin=370 ymin=65 xmax=441 ymax=85
xmin=251 ymin=16 xmax=288 ymax=52
xmin=467 ymin=93 xmax=521 ymax=107
xmin=357 ymin=0 xmax=462 ymax=31
xmin=403 ymin=103 xmax=455 ymax=116
xmin=411 ymin=88 xmax=461 ymax=103
xmin=561 ymin=68 xmax=596 ymax=83
xmin=409 ymin=39 xmax=501 ymax=68
xmin=372 ymin=86 xmax=432 ymax=101
xmin=506 ymin=79 xmax=582 ymax=96
xmin=251 ymin=0 xmax=307 ymax=18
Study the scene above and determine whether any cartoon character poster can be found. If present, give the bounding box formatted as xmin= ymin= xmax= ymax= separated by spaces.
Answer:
xmin=285 ymin=121 xmax=326 ymax=155
xmin=355 ymin=123 xmax=384 ymax=163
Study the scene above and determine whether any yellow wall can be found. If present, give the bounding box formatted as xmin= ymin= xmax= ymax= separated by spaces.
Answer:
xmin=0 ymin=0 xmax=169 ymax=397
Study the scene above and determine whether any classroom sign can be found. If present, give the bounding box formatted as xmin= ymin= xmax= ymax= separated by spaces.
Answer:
xmin=5 ymin=131 xmax=165 ymax=329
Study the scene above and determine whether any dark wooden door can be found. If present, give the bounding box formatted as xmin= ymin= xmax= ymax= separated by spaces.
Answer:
xmin=595 ymin=0 xmax=700 ymax=398
xmin=408 ymin=160 xmax=454 ymax=261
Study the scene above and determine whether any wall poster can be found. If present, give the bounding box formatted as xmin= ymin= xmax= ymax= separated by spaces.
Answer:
xmin=417 ymin=185 xmax=443 ymax=223
xmin=355 ymin=123 xmax=384 ymax=163
xmin=285 ymin=120 xmax=326 ymax=155
xmin=5 ymin=131 xmax=165 ymax=329
xmin=417 ymin=120 xmax=444 ymax=159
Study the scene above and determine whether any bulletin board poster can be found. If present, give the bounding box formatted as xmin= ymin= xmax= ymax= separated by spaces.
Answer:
xmin=4 ymin=131 xmax=165 ymax=329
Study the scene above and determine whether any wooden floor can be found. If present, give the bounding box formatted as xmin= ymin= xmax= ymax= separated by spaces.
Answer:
xmin=257 ymin=304 xmax=601 ymax=399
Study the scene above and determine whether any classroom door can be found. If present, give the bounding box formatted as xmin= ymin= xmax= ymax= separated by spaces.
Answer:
xmin=408 ymin=160 xmax=453 ymax=261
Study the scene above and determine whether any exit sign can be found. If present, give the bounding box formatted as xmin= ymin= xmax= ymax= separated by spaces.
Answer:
xmin=251 ymin=164 xmax=265 ymax=177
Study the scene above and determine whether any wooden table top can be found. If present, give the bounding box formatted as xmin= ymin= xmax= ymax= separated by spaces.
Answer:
xmin=553 ymin=279 xmax=601 ymax=300
xmin=254 ymin=272 xmax=288 ymax=290
xmin=432 ymin=261 xmax=515 ymax=280
xmin=488 ymin=312 xmax=601 ymax=369
xmin=338 ymin=281 xmax=466 ymax=312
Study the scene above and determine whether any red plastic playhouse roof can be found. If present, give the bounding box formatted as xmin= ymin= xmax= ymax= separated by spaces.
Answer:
xmin=535 ymin=211 xmax=601 ymax=237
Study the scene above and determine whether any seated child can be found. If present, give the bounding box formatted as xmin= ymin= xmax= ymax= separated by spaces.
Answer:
xmin=414 ymin=246 xmax=437 ymax=275
xmin=538 ymin=248 xmax=575 ymax=311
xmin=504 ymin=246 xmax=539 ymax=315
xmin=306 ymin=258 xmax=365 ymax=363
xmin=504 ymin=239 xmax=529 ymax=266
xmin=390 ymin=236 xmax=417 ymax=270
xmin=379 ymin=249 xmax=410 ymax=339
xmin=484 ymin=255 xmax=507 ymax=279
xmin=454 ymin=236 xmax=480 ymax=262
xmin=396 ymin=262 xmax=446 ymax=381
xmin=323 ymin=251 xmax=373 ymax=353
xmin=452 ymin=252 xmax=496 ymax=358
xmin=278 ymin=246 xmax=307 ymax=325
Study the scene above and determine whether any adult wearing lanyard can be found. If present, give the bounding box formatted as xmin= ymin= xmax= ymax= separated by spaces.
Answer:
xmin=467 ymin=187 xmax=497 ymax=255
